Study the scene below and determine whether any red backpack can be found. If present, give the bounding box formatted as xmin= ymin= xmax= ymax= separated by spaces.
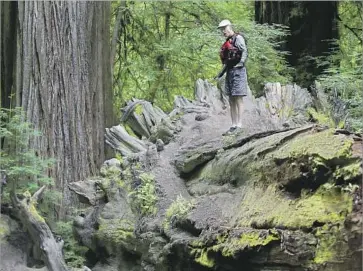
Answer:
xmin=219 ymin=34 xmax=242 ymax=67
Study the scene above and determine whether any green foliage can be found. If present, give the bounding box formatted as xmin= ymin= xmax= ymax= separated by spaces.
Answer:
xmin=163 ymin=195 xmax=195 ymax=230
xmin=333 ymin=163 xmax=362 ymax=183
xmin=129 ymin=173 xmax=158 ymax=215
xmin=306 ymin=108 xmax=336 ymax=128
xmin=112 ymin=1 xmax=292 ymax=113
xmin=0 ymin=108 xmax=56 ymax=200
xmin=38 ymin=189 xmax=63 ymax=222
xmin=315 ymin=2 xmax=363 ymax=132
xmin=54 ymin=221 xmax=88 ymax=268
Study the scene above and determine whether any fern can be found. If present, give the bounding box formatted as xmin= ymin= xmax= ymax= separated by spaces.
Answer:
xmin=0 ymin=107 xmax=57 ymax=202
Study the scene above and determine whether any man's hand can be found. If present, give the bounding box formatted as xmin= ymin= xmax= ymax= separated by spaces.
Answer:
xmin=214 ymin=65 xmax=227 ymax=80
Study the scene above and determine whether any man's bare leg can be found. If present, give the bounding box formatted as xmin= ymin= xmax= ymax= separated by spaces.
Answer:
xmin=229 ymin=96 xmax=237 ymax=127
xmin=236 ymin=96 xmax=244 ymax=128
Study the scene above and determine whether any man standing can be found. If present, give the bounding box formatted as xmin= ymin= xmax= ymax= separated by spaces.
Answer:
xmin=217 ymin=19 xmax=248 ymax=135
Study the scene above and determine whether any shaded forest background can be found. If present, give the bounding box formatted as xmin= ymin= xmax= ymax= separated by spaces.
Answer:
xmin=0 ymin=1 xmax=362 ymax=268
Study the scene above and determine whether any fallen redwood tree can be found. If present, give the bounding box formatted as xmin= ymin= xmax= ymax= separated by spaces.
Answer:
xmin=3 ymin=79 xmax=360 ymax=271
xmin=10 ymin=186 xmax=69 ymax=271
xmin=68 ymin=80 xmax=362 ymax=271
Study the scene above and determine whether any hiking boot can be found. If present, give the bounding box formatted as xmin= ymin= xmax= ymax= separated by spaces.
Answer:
xmin=222 ymin=126 xmax=237 ymax=136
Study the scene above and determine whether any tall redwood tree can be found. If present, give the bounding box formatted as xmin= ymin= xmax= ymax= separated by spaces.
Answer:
xmin=1 ymin=1 xmax=114 ymax=217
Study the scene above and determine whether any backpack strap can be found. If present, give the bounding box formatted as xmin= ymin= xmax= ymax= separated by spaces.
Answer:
xmin=231 ymin=34 xmax=237 ymax=45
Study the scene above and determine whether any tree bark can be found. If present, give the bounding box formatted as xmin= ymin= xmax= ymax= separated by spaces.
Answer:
xmin=0 ymin=1 xmax=17 ymax=109
xmin=1 ymin=1 xmax=113 ymax=218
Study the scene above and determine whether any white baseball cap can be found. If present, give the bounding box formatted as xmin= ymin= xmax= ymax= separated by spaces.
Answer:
xmin=218 ymin=19 xmax=232 ymax=28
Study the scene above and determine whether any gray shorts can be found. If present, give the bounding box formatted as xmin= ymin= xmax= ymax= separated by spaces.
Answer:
xmin=225 ymin=66 xmax=248 ymax=96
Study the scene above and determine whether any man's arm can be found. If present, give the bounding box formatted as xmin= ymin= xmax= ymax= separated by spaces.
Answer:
xmin=214 ymin=64 xmax=227 ymax=80
xmin=235 ymin=35 xmax=248 ymax=65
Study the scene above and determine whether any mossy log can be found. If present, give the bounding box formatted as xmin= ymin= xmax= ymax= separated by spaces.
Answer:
xmin=10 ymin=186 xmax=68 ymax=271
xmin=85 ymin=81 xmax=360 ymax=270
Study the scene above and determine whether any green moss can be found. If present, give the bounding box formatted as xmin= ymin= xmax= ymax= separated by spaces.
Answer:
xmin=97 ymin=218 xmax=134 ymax=248
xmin=0 ymin=227 xmax=6 ymax=236
xmin=313 ymin=225 xmax=335 ymax=264
xmin=333 ymin=162 xmax=361 ymax=181
xmin=186 ymin=128 xmax=357 ymax=267
xmin=280 ymin=189 xmax=351 ymax=227
xmin=23 ymin=190 xmax=46 ymax=223
xmin=200 ymin=129 xmax=352 ymax=187
xmin=233 ymin=185 xmax=352 ymax=229
xmin=115 ymin=152 xmax=124 ymax=164
xmin=179 ymin=149 xmax=218 ymax=175
xmin=238 ymin=230 xmax=279 ymax=247
xmin=29 ymin=201 xmax=46 ymax=223
xmin=189 ymin=229 xmax=279 ymax=264
xmin=313 ymin=224 xmax=348 ymax=264
xmin=336 ymin=138 xmax=353 ymax=158
xmin=210 ymin=229 xmax=279 ymax=258
xmin=134 ymin=104 xmax=143 ymax=115
xmin=193 ymin=249 xmax=215 ymax=268
xmin=252 ymin=130 xmax=357 ymax=187
xmin=222 ymin=135 xmax=238 ymax=145
xmin=98 ymin=162 xmax=128 ymax=199
xmin=274 ymin=129 xmax=353 ymax=161
xmin=23 ymin=190 xmax=32 ymax=198
xmin=198 ymin=146 xmax=252 ymax=186
xmin=124 ymin=124 xmax=137 ymax=137
xmin=196 ymin=129 xmax=355 ymax=230
xmin=97 ymin=176 xmax=125 ymax=200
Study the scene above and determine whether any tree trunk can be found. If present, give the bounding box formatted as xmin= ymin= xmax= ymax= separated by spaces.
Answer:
xmin=255 ymin=1 xmax=338 ymax=88
xmin=0 ymin=1 xmax=17 ymax=109
xmin=1 ymin=1 xmax=113 ymax=218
